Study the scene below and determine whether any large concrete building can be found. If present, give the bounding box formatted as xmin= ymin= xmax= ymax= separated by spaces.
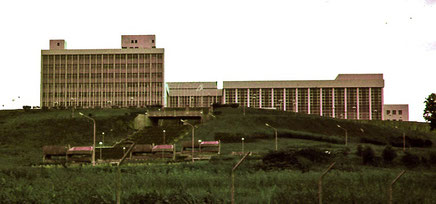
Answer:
xmin=383 ymin=104 xmax=409 ymax=121
xmin=166 ymin=82 xmax=222 ymax=108
xmin=41 ymin=35 xmax=164 ymax=108
xmin=222 ymin=74 xmax=385 ymax=120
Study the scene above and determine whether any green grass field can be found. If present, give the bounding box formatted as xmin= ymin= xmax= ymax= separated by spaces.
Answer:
xmin=0 ymin=107 xmax=435 ymax=203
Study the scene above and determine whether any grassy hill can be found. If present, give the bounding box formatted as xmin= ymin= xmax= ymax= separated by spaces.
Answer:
xmin=0 ymin=106 xmax=435 ymax=167
xmin=1 ymin=107 xmax=436 ymax=203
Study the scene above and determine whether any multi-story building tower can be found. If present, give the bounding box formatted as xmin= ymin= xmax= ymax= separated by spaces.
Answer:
xmin=166 ymin=82 xmax=222 ymax=108
xmin=223 ymin=74 xmax=384 ymax=120
xmin=41 ymin=35 xmax=164 ymax=108
xmin=384 ymin=104 xmax=409 ymax=121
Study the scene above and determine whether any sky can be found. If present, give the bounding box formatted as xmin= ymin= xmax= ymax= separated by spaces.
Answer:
xmin=0 ymin=0 xmax=435 ymax=122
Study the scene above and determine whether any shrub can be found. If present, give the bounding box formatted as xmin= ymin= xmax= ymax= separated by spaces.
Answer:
xmin=356 ymin=145 xmax=363 ymax=157
xmin=22 ymin=106 xmax=31 ymax=112
xmin=382 ymin=145 xmax=397 ymax=163
xmin=361 ymin=146 xmax=375 ymax=165
xmin=261 ymin=148 xmax=332 ymax=171
xmin=214 ymin=132 xmax=246 ymax=143
xmin=429 ymin=151 xmax=436 ymax=166
xmin=401 ymin=152 xmax=420 ymax=168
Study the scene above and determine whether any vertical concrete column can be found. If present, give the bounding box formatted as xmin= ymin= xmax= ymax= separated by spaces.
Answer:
xmin=65 ymin=55 xmax=68 ymax=107
xmin=77 ymin=55 xmax=80 ymax=107
xmin=89 ymin=55 xmax=92 ymax=108
xmin=381 ymin=88 xmax=384 ymax=120
xmin=320 ymin=88 xmax=323 ymax=116
xmin=247 ymin=89 xmax=250 ymax=107
xmin=344 ymin=88 xmax=348 ymax=119
xmin=137 ymin=54 xmax=140 ymax=107
xmin=259 ymin=89 xmax=262 ymax=108
xmin=283 ymin=88 xmax=286 ymax=111
xmin=308 ymin=88 xmax=311 ymax=114
xmin=235 ymin=88 xmax=238 ymax=104
xmin=295 ymin=88 xmax=299 ymax=112
xmin=52 ymin=55 xmax=56 ymax=108
xmin=271 ymin=88 xmax=274 ymax=108
xmin=356 ymin=88 xmax=360 ymax=120
xmin=113 ymin=55 xmax=116 ymax=107
xmin=223 ymin=89 xmax=226 ymax=104
xmin=369 ymin=87 xmax=372 ymax=120
xmin=332 ymin=88 xmax=335 ymax=118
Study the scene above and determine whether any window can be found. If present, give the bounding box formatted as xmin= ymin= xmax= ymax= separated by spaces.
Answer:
xmin=398 ymin=110 xmax=402 ymax=115
xmin=152 ymin=40 xmax=155 ymax=43
xmin=131 ymin=40 xmax=134 ymax=43
xmin=386 ymin=110 xmax=391 ymax=115
xmin=392 ymin=110 xmax=397 ymax=115
xmin=57 ymin=43 xmax=60 ymax=46
xmin=134 ymin=40 xmax=138 ymax=43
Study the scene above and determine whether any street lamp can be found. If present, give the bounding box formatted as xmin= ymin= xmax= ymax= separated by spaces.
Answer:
xmin=79 ymin=112 xmax=96 ymax=166
xmin=265 ymin=123 xmax=278 ymax=151
xmin=395 ymin=126 xmax=406 ymax=152
xmin=241 ymin=137 xmax=245 ymax=154
xmin=99 ymin=141 xmax=103 ymax=160
xmin=102 ymin=132 xmax=105 ymax=144
xmin=70 ymin=98 xmax=76 ymax=118
xmin=162 ymin=130 xmax=166 ymax=144
xmin=337 ymin=125 xmax=348 ymax=146
xmin=181 ymin=119 xmax=195 ymax=162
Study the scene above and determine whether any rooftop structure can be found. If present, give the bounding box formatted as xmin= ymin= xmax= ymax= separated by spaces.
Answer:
xmin=384 ymin=104 xmax=409 ymax=121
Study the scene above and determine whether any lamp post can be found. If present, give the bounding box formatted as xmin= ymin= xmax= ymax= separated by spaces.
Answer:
xmin=395 ymin=126 xmax=406 ymax=152
xmin=337 ymin=125 xmax=348 ymax=146
xmin=265 ymin=123 xmax=278 ymax=151
xmin=70 ymin=98 xmax=76 ymax=118
xmin=102 ymin=132 xmax=105 ymax=144
xmin=79 ymin=112 xmax=96 ymax=166
xmin=99 ymin=141 xmax=103 ymax=160
xmin=162 ymin=129 xmax=166 ymax=144
xmin=241 ymin=138 xmax=245 ymax=154
xmin=181 ymin=119 xmax=195 ymax=162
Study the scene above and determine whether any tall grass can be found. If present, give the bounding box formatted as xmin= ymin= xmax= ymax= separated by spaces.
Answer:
xmin=0 ymin=162 xmax=435 ymax=203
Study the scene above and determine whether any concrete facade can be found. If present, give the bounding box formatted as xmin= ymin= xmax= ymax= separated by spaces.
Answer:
xmin=222 ymin=74 xmax=385 ymax=120
xmin=41 ymin=35 xmax=165 ymax=109
xmin=384 ymin=104 xmax=409 ymax=121
xmin=166 ymin=82 xmax=222 ymax=107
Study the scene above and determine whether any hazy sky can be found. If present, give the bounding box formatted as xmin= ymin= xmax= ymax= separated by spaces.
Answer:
xmin=0 ymin=0 xmax=435 ymax=121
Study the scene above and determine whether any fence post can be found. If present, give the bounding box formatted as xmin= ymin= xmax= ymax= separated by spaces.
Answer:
xmin=318 ymin=162 xmax=336 ymax=204
xmin=116 ymin=143 xmax=136 ymax=204
xmin=388 ymin=170 xmax=406 ymax=204
xmin=231 ymin=152 xmax=251 ymax=204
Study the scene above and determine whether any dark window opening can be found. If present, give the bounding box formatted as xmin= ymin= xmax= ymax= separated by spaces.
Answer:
xmin=152 ymin=40 xmax=155 ymax=43
xmin=131 ymin=40 xmax=134 ymax=43
xmin=57 ymin=43 xmax=60 ymax=46
xmin=135 ymin=40 xmax=138 ymax=43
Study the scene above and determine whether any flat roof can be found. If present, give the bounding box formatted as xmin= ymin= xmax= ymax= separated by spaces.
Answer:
xmin=167 ymin=82 xmax=218 ymax=89
xmin=223 ymin=74 xmax=384 ymax=88
xmin=41 ymin=48 xmax=164 ymax=55
xmin=168 ymin=89 xmax=223 ymax=97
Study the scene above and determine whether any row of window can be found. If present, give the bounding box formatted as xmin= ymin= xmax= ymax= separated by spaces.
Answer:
xmin=43 ymin=91 xmax=163 ymax=98
xmin=42 ymin=63 xmax=163 ymax=70
xmin=224 ymin=87 xmax=382 ymax=119
xmin=42 ymin=73 xmax=163 ymax=80
xmin=43 ymin=83 xmax=163 ymax=89
xmin=386 ymin=110 xmax=403 ymax=115
xmin=42 ymin=54 xmax=163 ymax=64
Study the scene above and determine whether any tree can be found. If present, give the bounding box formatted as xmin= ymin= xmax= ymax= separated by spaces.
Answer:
xmin=423 ymin=93 xmax=436 ymax=131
